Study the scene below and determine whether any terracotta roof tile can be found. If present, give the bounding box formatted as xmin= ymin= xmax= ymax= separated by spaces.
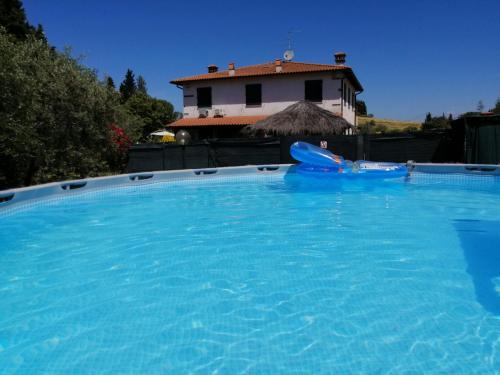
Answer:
xmin=171 ymin=61 xmax=363 ymax=91
xmin=168 ymin=116 xmax=267 ymax=127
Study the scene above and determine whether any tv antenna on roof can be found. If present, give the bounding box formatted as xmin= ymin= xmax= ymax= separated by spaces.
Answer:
xmin=283 ymin=29 xmax=300 ymax=61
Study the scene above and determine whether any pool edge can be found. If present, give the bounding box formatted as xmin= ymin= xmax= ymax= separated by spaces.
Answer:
xmin=0 ymin=165 xmax=293 ymax=210
xmin=1 ymin=162 xmax=500 ymax=210
xmin=410 ymin=162 xmax=500 ymax=175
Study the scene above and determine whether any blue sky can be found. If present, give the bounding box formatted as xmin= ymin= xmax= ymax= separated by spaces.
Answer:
xmin=24 ymin=0 xmax=500 ymax=121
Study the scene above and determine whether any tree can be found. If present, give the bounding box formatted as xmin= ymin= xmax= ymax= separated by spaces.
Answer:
xmin=119 ymin=69 xmax=136 ymax=102
xmin=355 ymin=100 xmax=367 ymax=116
xmin=0 ymin=0 xmax=46 ymax=42
xmin=33 ymin=24 xmax=46 ymax=42
xmin=477 ymin=100 xmax=484 ymax=112
xmin=0 ymin=27 xmax=137 ymax=188
xmin=448 ymin=113 xmax=453 ymax=122
xmin=372 ymin=123 xmax=388 ymax=134
xmin=490 ymin=98 xmax=500 ymax=114
xmin=0 ymin=0 xmax=33 ymax=39
xmin=358 ymin=120 xmax=374 ymax=134
xmin=405 ymin=125 xmax=419 ymax=133
xmin=105 ymin=76 xmax=115 ymax=90
xmin=422 ymin=113 xmax=450 ymax=131
xmin=425 ymin=112 xmax=432 ymax=123
xmin=125 ymin=92 xmax=176 ymax=139
xmin=137 ymin=75 xmax=147 ymax=95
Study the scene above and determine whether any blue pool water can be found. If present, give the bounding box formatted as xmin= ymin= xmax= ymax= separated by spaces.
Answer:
xmin=0 ymin=171 xmax=499 ymax=374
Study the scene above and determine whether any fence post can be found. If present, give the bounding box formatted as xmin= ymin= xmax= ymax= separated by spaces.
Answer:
xmin=356 ymin=135 xmax=364 ymax=160
xmin=279 ymin=137 xmax=286 ymax=163
xmin=363 ymin=134 xmax=370 ymax=160
xmin=161 ymin=144 xmax=165 ymax=170
xmin=182 ymin=145 xmax=186 ymax=169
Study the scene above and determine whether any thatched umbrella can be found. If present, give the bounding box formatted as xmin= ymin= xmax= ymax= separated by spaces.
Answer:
xmin=243 ymin=101 xmax=353 ymax=137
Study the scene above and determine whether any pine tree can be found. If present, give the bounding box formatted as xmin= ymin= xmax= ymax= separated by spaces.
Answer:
xmin=355 ymin=100 xmax=367 ymax=116
xmin=477 ymin=100 xmax=484 ymax=112
xmin=105 ymin=76 xmax=115 ymax=90
xmin=119 ymin=69 xmax=136 ymax=102
xmin=137 ymin=75 xmax=147 ymax=95
xmin=448 ymin=113 xmax=453 ymax=122
xmin=425 ymin=112 xmax=432 ymax=123
xmin=0 ymin=0 xmax=35 ymax=39
xmin=34 ymin=24 xmax=47 ymax=42
xmin=491 ymin=99 xmax=500 ymax=114
xmin=422 ymin=112 xmax=450 ymax=130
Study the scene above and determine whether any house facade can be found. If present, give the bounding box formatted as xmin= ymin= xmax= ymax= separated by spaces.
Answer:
xmin=169 ymin=52 xmax=363 ymax=139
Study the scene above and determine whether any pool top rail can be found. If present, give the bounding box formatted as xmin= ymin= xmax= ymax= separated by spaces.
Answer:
xmin=1 ymin=162 xmax=499 ymax=210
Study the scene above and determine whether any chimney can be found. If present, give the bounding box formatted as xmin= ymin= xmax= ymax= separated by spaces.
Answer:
xmin=275 ymin=59 xmax=282 ymax=73
xmin=207 ymin=64 xmax=218 ymax=73
xmin=228 ymin=62 xmax=235 ymax=76
xmin=334 ymin=52 xmax=346 ymax=65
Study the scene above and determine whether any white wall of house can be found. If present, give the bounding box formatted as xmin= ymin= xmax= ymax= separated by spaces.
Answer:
xmin=342 ymin=79 xmax=356 ymax=125
xmin=180 ymin=72 xmax=357 ymax=124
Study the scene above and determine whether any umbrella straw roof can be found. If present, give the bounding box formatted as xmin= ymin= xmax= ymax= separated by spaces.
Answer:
xmin=243 ymin=101 xmax=352 ymax=136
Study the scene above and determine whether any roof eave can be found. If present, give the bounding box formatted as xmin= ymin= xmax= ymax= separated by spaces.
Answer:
xmin=170 ymin=66 xmax=360 ymax=86
xmin=342 ymin=68 xmax=363 ymax=92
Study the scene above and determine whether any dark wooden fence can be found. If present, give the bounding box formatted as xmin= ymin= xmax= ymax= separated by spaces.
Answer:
xmin=451 ymin=115 xmax=500 ymax=164
xmin=126 ymin=132 xmax=456 ymax=173
xmin=368 ymin=132 xmax=452 ymax=163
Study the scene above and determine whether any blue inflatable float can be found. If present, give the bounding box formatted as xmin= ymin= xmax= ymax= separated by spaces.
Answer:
xmin=290 ymin=141 xmax=408 ymax=178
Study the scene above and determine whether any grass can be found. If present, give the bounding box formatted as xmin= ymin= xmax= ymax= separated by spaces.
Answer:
xmin=357 ymin=116 xmax=422 ymax=133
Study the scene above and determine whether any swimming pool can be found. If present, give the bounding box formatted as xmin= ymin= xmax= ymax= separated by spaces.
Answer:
xmin=1 ymin=165 xmax=499 ymax=374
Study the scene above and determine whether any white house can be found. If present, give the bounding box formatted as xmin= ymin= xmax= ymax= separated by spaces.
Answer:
xmin=169 ymin=52 xmax=363 ymax=139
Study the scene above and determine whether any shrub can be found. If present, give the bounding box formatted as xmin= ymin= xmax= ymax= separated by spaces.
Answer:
xmin=422 ymin=112 xmax=450 ymax=131
xmin=372 ymin=124 xmax=388 ymax=134
xmin=358 ymin=120 xmax=375 ymax=134
xmin=125 ymin=92 xmax=176 ymax=140
xmin=0 ymin=28 xmax=131 ymax=188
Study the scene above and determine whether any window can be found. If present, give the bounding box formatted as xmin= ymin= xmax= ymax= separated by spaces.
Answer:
xmin=348 ymin=87 xmax=351 ymax=107
xmin=245 ymin=84 xmax=262 ymax=106
xmin=197 ymin=87 xmax=212 ymax=108
xmin=305 ymin=80 xmax=323 ymax=102
xmin=343 ymin=82 xmax=347 ymax=103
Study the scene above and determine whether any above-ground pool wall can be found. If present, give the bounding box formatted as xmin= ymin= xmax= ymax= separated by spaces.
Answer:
xmin=411 ymin=163 xmax=500 ymax=175
xmin=2 ymin=163 xmax=500 ymax=212
xmin=0 ymin=165 xmax=290 ymax=211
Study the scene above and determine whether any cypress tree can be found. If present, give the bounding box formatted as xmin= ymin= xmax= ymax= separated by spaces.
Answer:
xmin=355 ymin=100 xmax=367 ymax=116
xmin=137 ymin=75 xmax=147 ymax=95
xmin=34 ymin=24 xmax=47 ymax=43
xmin=0 ymin=0 xmax=35 ymax=39
xmin=492 ymin=99 xmax=500 ymax=114
xmin=105 ymin=76 xmax=115 ymax=90
xmin=477 ymin=100 xmax=484 ymax=112
xmin=119 ymin=69 xmax=136 ymax=102
xmin=424 ymin=112 xmax=432 ymax=123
